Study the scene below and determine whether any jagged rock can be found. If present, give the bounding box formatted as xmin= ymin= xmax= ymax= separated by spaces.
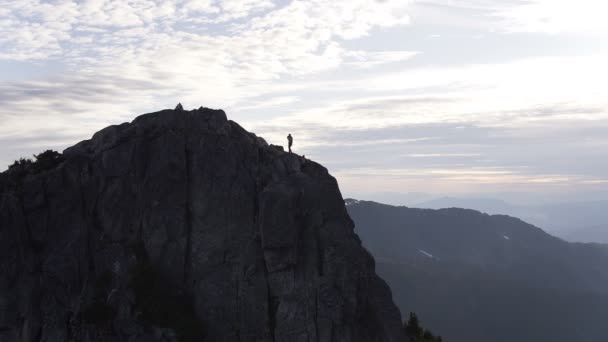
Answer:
xmin=0 ymin=107 xmax=406 ymax=342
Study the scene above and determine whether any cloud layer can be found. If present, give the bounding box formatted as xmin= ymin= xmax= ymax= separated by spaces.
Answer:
xmin=1 ymin=0 xmax=607 ymax=201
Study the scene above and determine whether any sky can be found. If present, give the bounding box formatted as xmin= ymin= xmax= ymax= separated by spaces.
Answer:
xmin=1 ymin=0 xmax=608 ymax=204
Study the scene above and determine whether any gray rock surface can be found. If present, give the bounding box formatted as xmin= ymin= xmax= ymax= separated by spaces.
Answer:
xmin=0 ymin=107 xmax=406 ymax=342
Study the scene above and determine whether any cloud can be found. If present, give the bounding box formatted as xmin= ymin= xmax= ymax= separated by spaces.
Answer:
xmin=0 ymin=0 xmax=607 ymax=201
xmin=0 ymin=0 xmax=415 ymax=110
xmin=406 ymin=153 xmax=482 ymax=158
xmin=0 ymin=0 xmax=412 ymax=63
xmin=345 ymin=50 xmax=420 ymax=68
xmin=495 ymin=0 xmax=608 ymax=34
xmin=245 ymin=98 xmax=608 ymax=197
xmin=333 ymin=165 xmax=608 ymax=194
xmin=0 ymin=0 xmax=415 ymax=163
xmin=235 ymin=96 xmax=300 ymax=111
xmin=0 ymin=0 xmax=415 ymax=118
xmin=412 ymin=0 xmax=608 ymax=35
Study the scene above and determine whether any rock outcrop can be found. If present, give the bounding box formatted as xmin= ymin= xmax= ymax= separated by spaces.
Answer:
xmin=0 ymin=107 xmax=406 ymax=342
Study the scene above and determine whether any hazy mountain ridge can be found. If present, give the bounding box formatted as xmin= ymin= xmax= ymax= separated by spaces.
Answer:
xmin=414 ymin=196 xmax=608 ymax=243
xmin=346 ymin=199 xmax=608 ymax=342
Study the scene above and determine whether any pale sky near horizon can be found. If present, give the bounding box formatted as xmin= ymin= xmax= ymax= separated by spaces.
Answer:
xmin=1 ymin=0 xmax=607 ymax=203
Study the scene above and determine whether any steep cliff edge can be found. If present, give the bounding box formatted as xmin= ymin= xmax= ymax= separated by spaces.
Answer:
xmin=0 ymin=107 xmax=406 ymax=342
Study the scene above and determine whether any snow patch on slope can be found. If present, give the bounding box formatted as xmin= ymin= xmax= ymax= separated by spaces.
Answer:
xmin=345 ymin=199 xmax=360 ymax=206
xmin=418 ymin=250 xmax=435 ymax=259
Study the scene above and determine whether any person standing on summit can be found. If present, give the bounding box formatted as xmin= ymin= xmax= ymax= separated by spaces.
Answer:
xmin=287 ymin=134 xmax=293 ymax=153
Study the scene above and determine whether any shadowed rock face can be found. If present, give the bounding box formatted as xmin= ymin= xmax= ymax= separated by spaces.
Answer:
xmin=0 ymin=108 xmax=406 ymax=342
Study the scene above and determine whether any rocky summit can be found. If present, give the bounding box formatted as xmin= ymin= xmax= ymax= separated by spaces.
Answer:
xmin=0 ymin=107 xmax=405 ymax=342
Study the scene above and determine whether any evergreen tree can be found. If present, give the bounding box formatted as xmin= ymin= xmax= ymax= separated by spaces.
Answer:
xmin=405 ymin=312 xmax=423 ymax=338
xmin=403 ymin=312 xmax=443 ymax=342
xmin=7 ymin=157 xmax=33 ymax=179
xmin=32 ymin=150 xmax=63 ymax=173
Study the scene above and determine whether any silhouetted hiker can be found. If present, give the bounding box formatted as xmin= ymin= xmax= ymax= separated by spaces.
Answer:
xmin=287 ymin=134 xmax=293 ymax=153
xmin=175 ymin=103 xmax=184 ymax=111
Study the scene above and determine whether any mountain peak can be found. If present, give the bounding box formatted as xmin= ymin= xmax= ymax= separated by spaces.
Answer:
xmin=0 ymin=107 xmax=406 ymax=342
xmin=65 ymin=107 xmax=234 ymax=157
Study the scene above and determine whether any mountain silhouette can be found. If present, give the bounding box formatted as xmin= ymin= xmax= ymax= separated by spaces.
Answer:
xmin=0 ymin=107 xmax=406 ymax=342
xmin=415 ymin=197 xmax=608 ymax=243
xmin=346 ymin=199 xmax=608 ymax=342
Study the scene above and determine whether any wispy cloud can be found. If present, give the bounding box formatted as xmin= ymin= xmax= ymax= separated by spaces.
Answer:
xmin=406 ymin=153 xmax=482 ymax=158
xmin=495 ymin=0 xmax=608 ymax=34
xmin=413 ymin=0 xmax=608 ymax=34
xmin=0 ymin=0 xmax=415 ymax=149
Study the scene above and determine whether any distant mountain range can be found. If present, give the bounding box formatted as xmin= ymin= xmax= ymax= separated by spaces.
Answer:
xmin=414 ymin=197 xmax=608 ymax=244
xmin=346 ymin=199 xmax=608 ymax=342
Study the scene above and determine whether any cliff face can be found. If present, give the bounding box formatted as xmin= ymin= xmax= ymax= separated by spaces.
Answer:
xmin=0 ymin=108 xmax=405 ymax=342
